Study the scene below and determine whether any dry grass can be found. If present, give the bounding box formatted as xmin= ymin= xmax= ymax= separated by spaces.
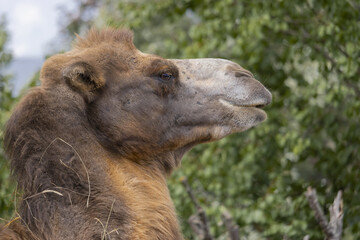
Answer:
xmin=39 ymin=137 xmax=91 ymax=207
xmin=94 ymin=199 xmax=121 ymax=240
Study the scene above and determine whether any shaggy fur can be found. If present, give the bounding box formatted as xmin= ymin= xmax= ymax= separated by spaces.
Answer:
xmin=1 ymin=28 xmax=271 ymax=239
xmin=1 ymin=28 xmax=182 ymax=240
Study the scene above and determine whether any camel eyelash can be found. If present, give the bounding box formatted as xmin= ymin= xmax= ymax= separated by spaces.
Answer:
xmin=148 ymin=59 xmax=179 ymax=78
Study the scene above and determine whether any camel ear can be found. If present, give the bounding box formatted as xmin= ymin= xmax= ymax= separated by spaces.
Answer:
xmin=63 ymin=61 xmax=105 ymax=96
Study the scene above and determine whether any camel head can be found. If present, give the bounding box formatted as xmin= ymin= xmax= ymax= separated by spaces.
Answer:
xmin=42 ymin=29 xmax=272 ymax=171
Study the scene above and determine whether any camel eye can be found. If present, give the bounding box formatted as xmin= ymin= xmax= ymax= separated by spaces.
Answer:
xmin=160 ymin=73 xmax=173 ymax=81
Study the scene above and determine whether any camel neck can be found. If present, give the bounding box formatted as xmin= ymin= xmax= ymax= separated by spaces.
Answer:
xmin=104 ymin=157 xmax=184 ymax=239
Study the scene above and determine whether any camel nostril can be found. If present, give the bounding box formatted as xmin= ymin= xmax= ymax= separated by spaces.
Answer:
xmin=225 ymin=64 xmax=254 ymax=78
xmin=234 ymin=71 xmax=254 ymax=79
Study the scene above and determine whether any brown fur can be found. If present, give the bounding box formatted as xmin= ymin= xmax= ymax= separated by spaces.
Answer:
xmin=1 ymin=28 xmax=271 ymax=239
xmin=1 ymin=28 xmax=184 ymax=240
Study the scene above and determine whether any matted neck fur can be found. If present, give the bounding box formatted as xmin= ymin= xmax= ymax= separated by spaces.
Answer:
xmin=1 ymin=28 xmax=271 ymax=240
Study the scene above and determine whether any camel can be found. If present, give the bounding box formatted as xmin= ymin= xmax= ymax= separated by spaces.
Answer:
xmin=0 ymin=28 xmax=271 ymax=239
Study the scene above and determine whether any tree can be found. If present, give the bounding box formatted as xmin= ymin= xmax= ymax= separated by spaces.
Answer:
xmin=0 ymin=15 xmax=16 ymax=221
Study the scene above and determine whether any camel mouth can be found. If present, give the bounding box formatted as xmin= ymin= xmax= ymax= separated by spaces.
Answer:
xmin=219 ymin=99 xmax=268 ymax=109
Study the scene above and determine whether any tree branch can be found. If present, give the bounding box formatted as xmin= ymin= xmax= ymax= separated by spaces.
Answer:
xmin=181 ymin=177 xmax=214 ymax=240
xmin=221 ymin=208 xmax=240 ymax=240
xmin=329 ymin=191 xmax=343 ymax=240
xmin=305 ymin=187 xmax=343 ymax=240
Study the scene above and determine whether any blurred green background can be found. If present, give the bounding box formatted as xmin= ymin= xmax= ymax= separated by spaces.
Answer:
xmin=1 ymin=0 xmax=359 ymax=239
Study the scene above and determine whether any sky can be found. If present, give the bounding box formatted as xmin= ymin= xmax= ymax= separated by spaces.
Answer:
xmin=0 ymin=0 xmax=76 ymax=58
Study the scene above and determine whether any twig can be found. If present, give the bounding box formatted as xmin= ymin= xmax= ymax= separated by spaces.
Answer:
xmin=305 ymin=187 xmax=333 ymax=237
xmin=221 ymin=208 xmax=240 ymax=240
xmin=186 ymin=179 xmax=241 ymax=239
xmin=303 ymin=235 xmax=310 ymax=240
xmin=305 ymin=187 xmax=343 ymax=240
xmin=180 ymin=177 xmax=214 ymax=240
xmin=329 ymin=191 xmax=343 ymax=240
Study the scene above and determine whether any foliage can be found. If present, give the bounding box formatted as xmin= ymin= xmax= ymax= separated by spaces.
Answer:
xmin=0 ymin=15 xmax=16 ymax=221
xmin=1 ymin=0 xmax=359 ymax=239
xmin=97 ymin=0 xmax=360 ymax=239
xmin=57 ymin=0 xmax=100 ymax=47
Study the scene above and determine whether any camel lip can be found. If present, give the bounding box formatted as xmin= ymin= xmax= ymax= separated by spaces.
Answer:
xmin=219 ymin=99 xmax=268 ymax=109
